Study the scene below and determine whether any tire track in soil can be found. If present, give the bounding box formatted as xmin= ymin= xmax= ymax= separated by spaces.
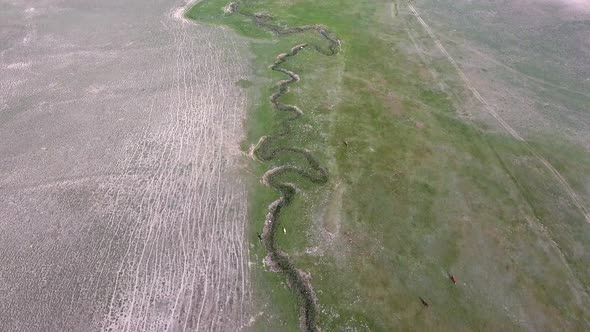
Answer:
xmin=407 ymin=2 xmax=590 ymax=223
xmin=0 ymin=1 xmax=249 ymax=331
xmin=98 ymin=11 xmax=250 ymax=332
xmin=227 ymin=2 xmax=340 ymax=331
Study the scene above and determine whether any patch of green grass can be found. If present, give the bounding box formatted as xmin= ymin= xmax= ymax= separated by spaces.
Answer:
xmin=236 ymin=79 xmax=254 ymax=88
xmin=187 ymin=0 xmax=590 ymax=331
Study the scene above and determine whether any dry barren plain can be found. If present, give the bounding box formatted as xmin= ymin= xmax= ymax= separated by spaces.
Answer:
xmin=0 ymin=0 xmax=251 ymax=330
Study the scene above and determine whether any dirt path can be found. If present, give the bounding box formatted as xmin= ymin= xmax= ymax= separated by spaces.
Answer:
xmin=406 ymin=2 xmax=590 ymax=223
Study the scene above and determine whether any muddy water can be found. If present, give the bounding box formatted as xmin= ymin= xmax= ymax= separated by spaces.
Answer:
xmin=0 ymin=0 xmax=250 ymax=330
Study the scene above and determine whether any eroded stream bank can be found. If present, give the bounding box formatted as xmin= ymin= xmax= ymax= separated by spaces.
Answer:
xmin=228 ymin=2 xmax=340 ymax=330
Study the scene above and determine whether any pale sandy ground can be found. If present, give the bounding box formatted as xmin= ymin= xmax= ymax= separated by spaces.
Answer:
xmin=538 ymin=0 xmax=590 ymax=13
xmin=0 ymin=0 xmax=251 ymax=331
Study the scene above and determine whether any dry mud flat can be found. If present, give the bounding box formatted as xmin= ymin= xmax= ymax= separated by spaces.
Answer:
xmin=0 ymin=0 xmax=250 ymax=331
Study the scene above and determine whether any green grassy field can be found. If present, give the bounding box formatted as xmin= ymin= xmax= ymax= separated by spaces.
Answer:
xmin=187 ymin=1 xmax=590 ymax=330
